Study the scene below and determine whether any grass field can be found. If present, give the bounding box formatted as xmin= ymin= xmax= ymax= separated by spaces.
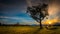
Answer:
xmin=0 ymin=26 xmax=60 ymax=34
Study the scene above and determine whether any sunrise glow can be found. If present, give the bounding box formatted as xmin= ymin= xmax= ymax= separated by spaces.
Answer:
xmin=43 ymin=18 xmax=59 ymax=25
xmin=49 ymin=21 xmax=51 ymax=24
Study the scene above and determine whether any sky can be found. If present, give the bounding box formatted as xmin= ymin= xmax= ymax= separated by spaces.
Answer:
xmin=0 ymin=0 xmax=39 ymax=25
xmin=42 ymin=0 xmax=60 ymax=24
xmin=0 ymin=0 xmax=60 ymax=25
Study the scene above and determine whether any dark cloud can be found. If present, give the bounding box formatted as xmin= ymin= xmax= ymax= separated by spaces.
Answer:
xmin=0 ymin=0 xmax=27 ymax=11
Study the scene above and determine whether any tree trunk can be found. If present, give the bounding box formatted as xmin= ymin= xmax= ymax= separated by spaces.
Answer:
xmin=40 ymin=19 xmax=43 ymax=29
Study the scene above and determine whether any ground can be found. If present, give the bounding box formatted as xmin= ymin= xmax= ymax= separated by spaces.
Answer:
xmin=0 ymin=26 xmax=60 ymax=34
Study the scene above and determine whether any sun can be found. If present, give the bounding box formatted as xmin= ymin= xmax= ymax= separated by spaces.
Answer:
xmin=49 ymin=21 xmax=51 ymax=24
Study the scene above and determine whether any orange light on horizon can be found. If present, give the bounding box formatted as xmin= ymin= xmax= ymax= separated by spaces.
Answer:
xmin=43 ymin=18 xmax=59 ymax=25
xmin=49 ymin=21 xmax=51 ymax=24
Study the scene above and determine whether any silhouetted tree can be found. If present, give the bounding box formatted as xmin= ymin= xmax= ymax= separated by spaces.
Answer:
xmin=0 ymin=22 xmax=1 ymax=26
xmin=27 ymin=3 xmax=49 ymax=29
xmin=15 ymin=22 xmax=19 ymax=26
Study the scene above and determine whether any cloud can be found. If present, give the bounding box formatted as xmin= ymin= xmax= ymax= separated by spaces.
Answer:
xmin=0 ymin=16 xmax=39 ymax=25
xmin=0 ymin=0 xmax=27 ymax=14
xmin=0 ymin=16 xmax=28 ymax=20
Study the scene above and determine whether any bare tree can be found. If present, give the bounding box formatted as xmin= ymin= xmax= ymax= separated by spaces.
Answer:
xmin=27 ymin=3 xmax=49 ymax=29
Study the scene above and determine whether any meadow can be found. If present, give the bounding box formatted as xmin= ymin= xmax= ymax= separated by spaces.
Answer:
xmin=0 ymin=26 xmax=60 ymax=34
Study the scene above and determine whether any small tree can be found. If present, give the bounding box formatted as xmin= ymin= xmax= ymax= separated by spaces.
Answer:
xmin=15 ymin=22 xmax=19 ymax=25
xmin=27 ymin=3 xmax=49 ymax=29
xmin=0 ymin=22 xmax=1 ymax=26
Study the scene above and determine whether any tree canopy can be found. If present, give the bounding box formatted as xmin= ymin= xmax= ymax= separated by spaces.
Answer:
xmin=27 ymin=3 xmax=49 ymax=23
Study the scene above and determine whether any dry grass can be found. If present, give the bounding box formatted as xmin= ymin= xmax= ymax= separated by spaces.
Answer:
xmin=0 ymin=26 xmax=60 ymax=34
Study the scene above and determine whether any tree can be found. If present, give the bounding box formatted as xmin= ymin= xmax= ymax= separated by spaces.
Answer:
xmin=0 ymin=22 xmax=1 ymax=26
xmin=15 ymin=22 xmax=19 ymax=26
xmin=27 ymin=3 xmax=49 ymax=29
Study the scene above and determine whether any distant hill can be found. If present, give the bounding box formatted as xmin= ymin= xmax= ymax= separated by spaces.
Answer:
xmin=53 ymin=22 xmax=60 ymax=26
